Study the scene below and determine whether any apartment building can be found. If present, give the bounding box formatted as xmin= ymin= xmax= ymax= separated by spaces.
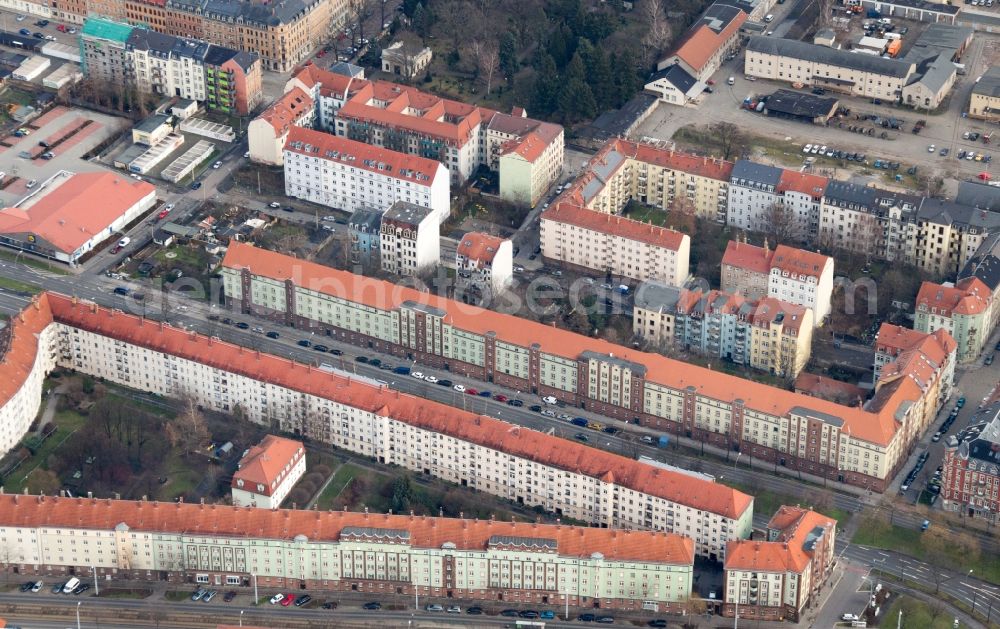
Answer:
xmin=721 ymin=240 xmax=772 ymax=299
xmin=283 ymin=127 xmax=450 ymax=224
xmin=633 ymin=284 xmax=813 ymax=378
xmin=727 ymin=161 xmax=827 ymax=237
xmin=873 ymin=324 xmax=956 ymax=412
xmin=656 ymin=2 xmax=747 ymax=83
xmin=12 ymin=293 xmax=755 ymax=561
xmin=540 ymin=204 xmax=690 ymax=285
xmin=455 ymin=232 xmax=513 ymax=296
xmin=819 ymin=182 xmax=1000 ymax=275
xmin=724 ymin=506 xmax=836 ymax=622
xmin=941 ymin=401 xmax=1000 ymax=525
xmin=380 ymin=201 xmax=440 ymax=276
xmin=0 ymin=494 xmax=695 ymax=609
xmin=258 ymin=65 xmax=563 ymax=207
xmin=348 ymin=208 xmax=382 ymax=269
xmin=562 ymin=139 xmax=733 ymax=223
xmin=720 ymin=241 xmax=834 ymax=325
xmin=80 ymin=17 xmax=134 ymax=86
xmin=0 ymin=302 xmax=59 ymax=455
xmin=61 ymin=0 xmax=347 ymax=72
xmin=221 ymin=242 xmax=951 ymax=492
xmin=745 ymin=36 xmax=915 ymax=102
xmin=726 ymin=160 xmax=781 ymax=231
xmin=127 ymin=27 xmax=262 ymax=115
xmin=231 ymin=435 xmax=306 ymax=509
xmin=914 ymin=278 xmax=993 ymax=363
xmin=969 ymin=66 xmax=1000 ymax=122
xmin=247 ymin=87 xmax=314 ymax=165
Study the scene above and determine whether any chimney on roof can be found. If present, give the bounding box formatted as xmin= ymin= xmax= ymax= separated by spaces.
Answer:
xmin=142 ymin=495 xmax=147 ymax=501
xmin=114 ymin=492 xmax=120 ymax=500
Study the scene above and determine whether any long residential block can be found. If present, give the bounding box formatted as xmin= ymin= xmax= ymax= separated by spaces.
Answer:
xmin=283 ymin=126 xmax=450 ymax=224
xmin=6 ymin=293 xmax=754 ymax=562
xmin=540 ymin=204 xmax=690 ymax=286
xmin=221 ymin=242 xmax=953 ymax=493
xmin=0 ymin=493 xmax=695 ymax=609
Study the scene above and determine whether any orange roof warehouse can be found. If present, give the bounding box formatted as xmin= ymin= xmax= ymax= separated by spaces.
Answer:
xmin=0 ymin=171 xmax=156 ymax=265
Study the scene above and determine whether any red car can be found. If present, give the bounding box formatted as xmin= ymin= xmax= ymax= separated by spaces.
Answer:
xmin=465 ymin=388 xmax=478 ymax=396
xmin=281 ymin=594 xmax=296 ymax=607
xmin=157 ymin=209 xmax=170 ymax=220
xmin=316 ymin=50 xmax=326 ymax=58
xmin=494 ymin=394 xmax=508 ymax=402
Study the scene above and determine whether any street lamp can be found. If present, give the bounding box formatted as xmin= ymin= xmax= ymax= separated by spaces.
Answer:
xmin=92 ymin=565 xmax=99 ymax=596
xmin=734 ymin=452 xmax=742 ymax=469
xmin=252 ymin=573 xmax=258 ymax=606
xmin=240 ymin=610 xmax=244 ymax=627
xmin=76 ymin=601 xmax=82 ymax=629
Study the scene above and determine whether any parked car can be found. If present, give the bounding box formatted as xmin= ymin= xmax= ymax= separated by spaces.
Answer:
xmin=73 ymin=583 xmax=90 ymax=595
xmin=266 ymin=331 xmax=280 ymax=339
xmin=426 ymin=604 xmax=444 ymax=611
xmin=269 ymin=593 xmax=284 ymax=605
xmin=281 ymin=594 xmax=296 ymax=607
xmin=508 ymin=399 xmax=523 ymax=407
xmin=466 ymin=606 xmax=484 ymax=615
xmin=19 ymin=582 xmax=34 ymax=593
xmin=295 ymin=594 xmax=313 ymax=607
xmin=223 ymin=591 xmax=237 ymax=602
xmin=202 ymin=590 xmax=217 ymax=603
xmin=297 ymin=339 xmax=312 ymax=347
xmin=313 ymin=344 xmax=329 ymax=352
xmin=362 ymin=601 xmax=381 ymax=610
xmin=446 ymin=605 xmax=461 ymax=613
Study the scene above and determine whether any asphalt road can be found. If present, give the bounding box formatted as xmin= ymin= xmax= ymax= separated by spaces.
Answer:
xmin=0 ymin=260 xmax=991 ymax=547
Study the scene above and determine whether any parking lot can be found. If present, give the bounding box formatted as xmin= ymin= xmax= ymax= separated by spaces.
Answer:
xmin=633 ymin=18 xmax=1000 ymax=192
xmin=0 ymin=105 xmax=127 ymax=204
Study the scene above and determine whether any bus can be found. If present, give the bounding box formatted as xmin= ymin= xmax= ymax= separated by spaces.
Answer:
xmin=62 ymin=577 xmax=80 ymax=594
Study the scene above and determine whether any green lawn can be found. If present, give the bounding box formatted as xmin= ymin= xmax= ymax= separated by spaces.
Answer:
xmin=0 ymin=248 xmax=70 ymax=275
xmin=314 ymin=463 xmax=365 ymax=510
xmin=0 ymin=275 xmax=41 ymax=294
xmin=3 ymin=409 xmax=87 ymax=494
xmin=883 ymin=594 xmax=971 ymax=629
xmin=164 ymin=591 xmax=191 ymax=602
xmin=623 ymin=204 xmax=669 ymax=226
xmin=155 ymin=450 xmax=201 ymax=502
xmin=98 ymin=588 xmax=152 ymax=599
xmin=725 ymin=480 xmax=851 ymax=527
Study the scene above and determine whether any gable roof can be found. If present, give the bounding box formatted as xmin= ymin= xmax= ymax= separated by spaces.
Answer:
xmin=973 ymin=65 xmax=1000 ymax=99
xmin=0 ymin=494 xmax=694 ymax=565
xmin=726 ymin=507 xmax=835 ymax=573
xmin=746 ymin=36 xmax=913 ymax=79
xmin=232 ymin=435 xmax=303 ymax=495
xmin=456 ymin=232 xmax=507 ymax=265
xmin=542 ymin=203 xmax=688 ymax=251
xmin=915 ymin=279 xmax=990 ymax=317
xmin=220 ymin=243 xmax=916 ymax=447
xmin=722 ymin=240 xmax=771 ymax=275
xmin=670 ymin=4 xmax=747 ymax=73
xmin=284 ymin=126 xmax=442 ymax=186
xmin=257 ymin=86 xmax=312 ymax=135
xmin=48 ymin=291 xmax=753 ymax=521
xmin=0 ymin=172 xmax=155 ymax=254
xmin=731 ymin=159 xmax=783 ymax=187
xmin=777 ymin=169 xmax=828 ymax=198
xmin=770 ymin=245 xmax=831 ymax=278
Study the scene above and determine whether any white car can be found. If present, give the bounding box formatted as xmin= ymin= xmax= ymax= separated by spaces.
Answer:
xmin=31 ymin=581 xmax=43 ymax=592
xmin=243 ymin=151 xmax=250 ymax=158
xmin=802 ymin=144 xmax=813 ymax=153
xmin=425 ymin=375 xmax=439 ymax=384
xmin=542 ymin=396 xmax=558 ymax=404
xmin=841 ymin=613 xmax=859 ymax=622
xmin=45 ymin=35 xmax=55 ymax=40
xmin=818 ymin=145 xmax=827 ymax=155
xmin=453 ymin=384 xmax=466 ymax=392
xmin=118 ymin=237 xmax=131 ymax=248
xmin=323 ymin=215 xmax=337 ymax=221
xmin=270 ymin=593 xmax=284 ymax=605
xmin=810 ymin=145 xmax=820 ymax=154
xmin=26 ymin=179 xmax=37 ymax=188
xmin=165 ymin=203 xmax=175 ymax=211
xmin=411 ymin=371 xmax=424 ymax=380
xmin=541 ymin=409 xmax=556 ymax=417
xmin=15 ymin=14 xmax=25 ymax=20
xmin=212 ymin=161 xmax=222 ymax=169
xmin=447 ymin=605 xmax=461 ymax=613
xmin=425 ymin=604 xmax=444 ymax=612
xmin=268 ymin=202 xmax=281 ymax=208
xmin=928 ymin=145 xmax=936 ymax=153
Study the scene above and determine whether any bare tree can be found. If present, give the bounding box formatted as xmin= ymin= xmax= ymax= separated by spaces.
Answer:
xmin=641 ymin=0 xmax=672 ymax=64
xmin=755 ymin=203 xmax=807 ymax=246
xmin=478 ymin=42 xmax=500 ymax=95
xmin=165 ymin=398 xmax=210 ymax=455
xmin=709 ymin=122 xmax=748 ymax=161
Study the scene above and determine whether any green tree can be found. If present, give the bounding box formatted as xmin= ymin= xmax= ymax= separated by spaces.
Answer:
xmin=390 ymin=474 xmax=413 ymax=513
xmin=558 ymin=79 xmax=596 ymax=122
xmin=613 ymin=48 xmax=642 ymax=106
xmin=531 ymin=53 xmax=560 ymax=116
xmin=411 ymin=3 xmax=428 ymax=37
xmin=584 ymin=45 xmax=614 ymax=108
xmin=499 ymin=31 xmax=518 ymax=82
xmin=564 ymin=51 xmax=586 ymax=84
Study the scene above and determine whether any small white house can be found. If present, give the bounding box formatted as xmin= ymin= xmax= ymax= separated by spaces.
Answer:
xmin=455 ymin=231 xmax=513 ymax=295
xmin=230 ymin=435 xmax=306 ymax=509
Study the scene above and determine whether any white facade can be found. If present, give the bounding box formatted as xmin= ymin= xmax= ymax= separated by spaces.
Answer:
xmin=41 ymin=296 xmax=752 ymax=560
xmin=283 ymin=129 xmax=450 ymax=223
xmin=380 ymin=205 xmax=440 ymax=276
xmin=130 ymin=50 xmax=207 ymax=103
xmin=231 ymin=452 xmax=305 ymax=509
xmin=768 ymin=258 xmax=834 ymax=325
xmin=0 ymin=321 xmax=58 ymax=455
xmin=455 ymin=234 xmax=513 ymax=295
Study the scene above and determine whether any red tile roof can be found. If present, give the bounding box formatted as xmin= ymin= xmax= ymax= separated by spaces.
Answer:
xmin=0 ymin=173 xmax=155 ymax=254
xmin=748 ymin=297 xmax=810 ymax=333
xmin=672 ymin=11 xmax=747 ymax=74
xmin=722 ymin=241 xmax=771 ymax=275
xmin=0 ymin=494 xmax=694 ymax=564
xmin=233 ymin=435 xmax=304 ymax=496
xmin=284 ymin=126 xmax=443 ymax=185
xmin=916 ymin=279 xmax=990 ymax=317
xmin=726 ymin=507 xmax=835 ymax=573
xmin=770 ymin=245 xmax=831 ymax=278
xmin=258 ymin=87 xmax=312 ymax=135
xmin=876 ymin=323 xmax=933 ymax=358
xmin=46 ymin=291 xmax=753 ymax=521
xmin=542 ymin=204 xmax=688 ymax=251
xmin=219 ymin=243 xmax=918 ymax=447
xmin=777 ymin=170 xmax=828 ymax=199
xmin=456 ymin=232 xmax=507 ymax=265
xmin=291 ymin=62 xmax=355 ymax=97
xmin=0 ymin=295 xmax=53 ymax=411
